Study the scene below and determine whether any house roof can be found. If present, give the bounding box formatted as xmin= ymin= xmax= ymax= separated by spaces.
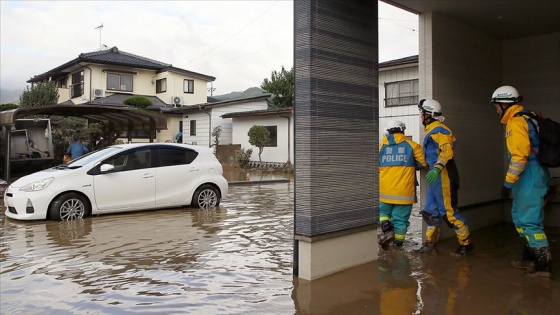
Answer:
xmin=0 ymin=104 xmax=168 ymax=132
xmin=221 ymin=107 xmax=293 ymax=118
xmin=88 ymin=92 xmax=168 ymax=107
xmin=379 ymin=55 xmax=418 ymax=68
xmin=27 ymin=46 xmax=215 ymax=83
xmin=171 ymin=94 xmax=272 ymax=112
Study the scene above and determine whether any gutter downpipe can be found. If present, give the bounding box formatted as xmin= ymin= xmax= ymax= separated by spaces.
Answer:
xmin=198 ymin=104 xmax=212 ymax=147
xmin=280 ymin=114 xmax=291 ymax=164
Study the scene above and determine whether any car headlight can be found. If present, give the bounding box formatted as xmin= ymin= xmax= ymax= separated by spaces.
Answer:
xmin=20 ymin=177 xmax=55 ymax=192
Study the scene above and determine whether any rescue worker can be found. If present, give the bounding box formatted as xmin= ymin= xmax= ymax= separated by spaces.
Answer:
xmin=491 ymin=85 xmax=551 ymax=278
xmin=66 ymin=135 xmax=88 ymax=160
xmin=379 ymin=120 xmax=427 ymax=249
xmin=415 ymin=99 xmax=473 ymax=256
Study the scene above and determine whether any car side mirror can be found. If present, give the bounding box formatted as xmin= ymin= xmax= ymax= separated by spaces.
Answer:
xmin=100 ymin=164 xmax=115 ymax=173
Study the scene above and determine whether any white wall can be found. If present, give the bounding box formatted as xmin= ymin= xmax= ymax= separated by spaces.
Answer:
xmin=157 ymin=71 xmax=209 ymax=106
xmin=232 ymin=114 xmax=294 ymax=163
xmin=378 ymin=64 xmax=421 ymax=143
xmin=420 ymin=11 xmax=504 ymax=207
xmin=209 ymin=101 xmax=269 ymax=145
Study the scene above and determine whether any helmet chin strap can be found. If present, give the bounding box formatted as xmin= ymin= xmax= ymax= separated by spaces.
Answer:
xmin=421 ymin=112 xmax=444 ymax=126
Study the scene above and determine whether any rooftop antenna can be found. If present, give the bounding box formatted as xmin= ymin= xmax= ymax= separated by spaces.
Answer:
xmin=95 ymin=23 xmax=103 ymax=49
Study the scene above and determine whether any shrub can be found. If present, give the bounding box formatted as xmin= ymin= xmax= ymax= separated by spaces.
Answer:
xmin=123 ymin=96 xmax=153 ymax=108
xmin=235 ymin=148 xmax=253 ymax=168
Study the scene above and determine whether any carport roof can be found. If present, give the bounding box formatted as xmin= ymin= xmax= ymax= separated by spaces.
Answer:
xmin=0 ymin=104 xmax=167 ymax=131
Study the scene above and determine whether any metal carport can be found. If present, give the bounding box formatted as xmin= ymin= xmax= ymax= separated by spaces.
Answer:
xmin=0 ymin=104 xmax=167 ymax=184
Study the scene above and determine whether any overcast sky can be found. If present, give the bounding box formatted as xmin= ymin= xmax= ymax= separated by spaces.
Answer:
xmin=0 ymin=1 xmax=418 ymax=96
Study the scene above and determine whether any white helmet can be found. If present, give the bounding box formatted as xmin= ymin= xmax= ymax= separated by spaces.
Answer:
xmin=491 ymin=85 xmax=522 ymax=103
xmin=385 ymin=119 xmax=406 ymax=133
xmin=418 ymin=99 xmax=443 ymax=116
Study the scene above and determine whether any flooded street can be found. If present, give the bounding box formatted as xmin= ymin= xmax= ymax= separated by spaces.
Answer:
xmin=2 ymin=178 xmax=560 ymax=314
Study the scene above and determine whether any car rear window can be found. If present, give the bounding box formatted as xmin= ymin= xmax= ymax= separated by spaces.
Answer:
xmin=157 ymin=148 xmax=198 ymax=167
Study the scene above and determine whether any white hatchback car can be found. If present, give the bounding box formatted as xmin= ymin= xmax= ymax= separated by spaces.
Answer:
xmin=4 ymin=143 xmax=228 ymax=221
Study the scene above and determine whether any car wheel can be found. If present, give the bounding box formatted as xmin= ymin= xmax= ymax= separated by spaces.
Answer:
xmin=192 ymin=184 xmax=220 ymax=209
xmin=49 ymin=192 xmax=89 ymax=221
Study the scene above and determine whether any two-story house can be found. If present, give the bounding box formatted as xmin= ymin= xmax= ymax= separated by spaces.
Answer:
xmin=378 ymin=55 xmax=419 ymax=143
xmin=26 ymin=46 xmax=215 ymax=142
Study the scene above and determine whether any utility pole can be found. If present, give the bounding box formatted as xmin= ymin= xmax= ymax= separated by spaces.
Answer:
xmin=95 ymin=23 xmax=103 ymax=49
xmin=207 ymin=82 xmax=216 ymax=96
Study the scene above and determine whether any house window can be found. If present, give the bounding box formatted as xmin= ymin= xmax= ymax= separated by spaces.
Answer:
xmin=264 ymin=126 xmax=277 ymax=147
xmin=385 ymin=79 xmax=419 ymax=107
xmin=156 ymin=78 xmax=166 ymax=93
xmin=190 ymin=120 xmax=196 ymax=136
xmin=184 ymin=79 xmax=194 ymax=93
xmin=107 ymin=73 xmax=133 ymax=92
xmin=57 ymin=76 xmax=68 ymax=88
xmin=70 ymin=71 xmax=84 ymax=98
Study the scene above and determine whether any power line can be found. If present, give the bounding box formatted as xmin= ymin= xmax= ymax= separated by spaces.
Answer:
xmin=186 ymin=1 xmax=278 ymax=65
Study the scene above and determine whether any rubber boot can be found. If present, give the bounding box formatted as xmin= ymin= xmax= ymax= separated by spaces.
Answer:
xmin=511 ymin=243 xmax=536 ymax=271
xmin=415 ymin=242 xmax=436 ymax=255
xmin=528 ymin=247 xmax=552 ymax=279
xmin=378 ymin=221 xmax=395 ymax=250
xmin=453 ymin=243 xmax=474 ymax=257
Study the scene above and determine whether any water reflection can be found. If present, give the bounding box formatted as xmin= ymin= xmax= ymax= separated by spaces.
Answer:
xmin=2 ymin=181 xmax=560 ymax=314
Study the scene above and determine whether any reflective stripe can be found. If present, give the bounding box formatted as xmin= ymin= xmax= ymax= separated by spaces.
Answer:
xmin=379 ymin=193 xmax=415 ymax=201
xmin=379 ymin=216 xmax=391 ymax=222
xmin=516 ymin=227 xmax=524 ymax=234
xmin=395 ymin=233 xmax=405 ymax=240
xmin=510 ymin=161 xmax=525 ymax=168
xmin=534 ymin=233 xmax=547 ymax=240
xmin=507 ymin=168 xmax=522 ymax=177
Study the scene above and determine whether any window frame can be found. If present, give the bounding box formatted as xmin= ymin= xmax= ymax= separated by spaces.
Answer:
xmin=107 ymin=72 xmax=133 ymax=92
xmin=70 ymin=71 xmax=84 ymax=98
xmin=156 ymin=147 xmax=198 ymax=167
xmin=183 ymin=79 xmax=194 ymax=94
xmin=57 ymin=76 xmax=68 ymax=89
xmin=189 ymin=120 xmax=196 ymax=136
xmin=156 ymin=78 xmax=167 ymax=93
xmin=384 ymin=79 xmax=419 ymax=107
xmin=263 ymin=126 xmax=278 ymax=147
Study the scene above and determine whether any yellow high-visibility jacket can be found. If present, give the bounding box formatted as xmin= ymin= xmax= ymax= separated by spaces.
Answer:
xmin=501 ymin=104 xmax=539 ymax=187
xmin=379 ymin=133 xmax=427 ymax=204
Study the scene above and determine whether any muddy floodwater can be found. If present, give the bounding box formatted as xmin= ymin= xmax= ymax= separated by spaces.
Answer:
xmin=2 ymin=177 xmax=560 ymax=314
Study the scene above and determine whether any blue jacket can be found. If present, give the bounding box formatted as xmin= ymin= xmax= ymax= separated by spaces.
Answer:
xmin=67 ymin=141 xmax=88 ymax=160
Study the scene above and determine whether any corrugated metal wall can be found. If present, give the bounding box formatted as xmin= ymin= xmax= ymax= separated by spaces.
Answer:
xmin=294 ymin=0 xmax=378 ymax=237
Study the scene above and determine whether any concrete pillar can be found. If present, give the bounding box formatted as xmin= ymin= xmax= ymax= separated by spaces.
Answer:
xmin=294 ymin=0 xmax=379 ymax=280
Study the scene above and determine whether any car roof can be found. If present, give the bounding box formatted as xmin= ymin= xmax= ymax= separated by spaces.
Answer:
xmin=108 ymin=143 xmax=212 ymax=153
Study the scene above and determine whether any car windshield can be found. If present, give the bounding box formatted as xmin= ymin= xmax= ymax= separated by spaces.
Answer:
xmin=66 ymin=147 xmax=122 ymax=167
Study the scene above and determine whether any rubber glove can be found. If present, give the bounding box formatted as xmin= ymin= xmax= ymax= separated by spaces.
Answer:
xmin=426 ymin=167 xmax=441 ymax=184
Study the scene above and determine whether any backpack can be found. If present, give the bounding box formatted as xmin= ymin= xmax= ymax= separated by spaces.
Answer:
xmin=514 ymin=110 xmax=560 ymax=168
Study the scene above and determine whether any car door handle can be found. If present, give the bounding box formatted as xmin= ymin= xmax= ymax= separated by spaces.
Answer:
xmin=189 ymin=167 xmax=199 ymax=172
xmin=142 ymin=174 xmax=154 ymax=178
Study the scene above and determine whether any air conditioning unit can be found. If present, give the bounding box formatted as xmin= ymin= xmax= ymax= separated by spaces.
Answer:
xmin=92 ymin=88 xmax=105 ymax=98
xmin=171 ymin=96 xmax=184 ymax=107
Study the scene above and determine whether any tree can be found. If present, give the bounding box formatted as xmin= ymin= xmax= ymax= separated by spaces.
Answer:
xmin=19 ymin=82 xmax=59 ymax=107
xmin=260 ymin=66 xmax=294 ymax=108
xmin=0 ymin=103 xmax=18 ymax=112
xmin=212 ymin=125 xmax=222 ymax=147
xmin=248 ymin=125 xmax=270 ymax=162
